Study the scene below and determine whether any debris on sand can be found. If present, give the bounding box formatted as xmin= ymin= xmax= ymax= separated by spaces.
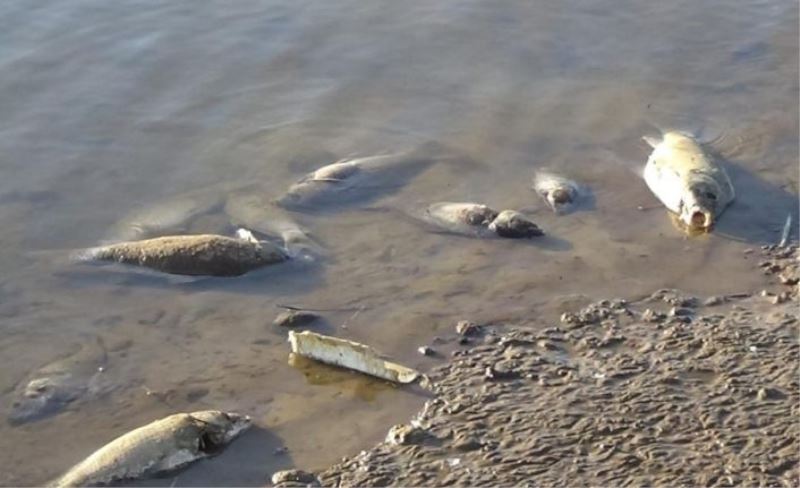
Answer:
xmin=287 ymin=331 xmax=419 ymax=384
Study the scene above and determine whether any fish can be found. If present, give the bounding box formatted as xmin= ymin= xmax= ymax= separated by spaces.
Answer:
xmin=52 ymin=410 xmax=251 ymax=487
xmin=8 ymin=338 xmax=108 ymax=425
xmin=643 ymin=131 xmax=735 ymax=231
xmin=532 ymin=172 xmax=584 ymax=214
xmin=421 ymin=202 xmax=499 ymax=237
xmin=223 ymin=191 xmax=325 ymax=261
xmin=72 ymin=232 xmax=288 ymax=277
xmin=103 ymin=189 xmax=227 ymax=243
xmin=488 ymin=210 xmax=544 ymax=238
xmin=276 ymin=144 xmax=442 ymax=211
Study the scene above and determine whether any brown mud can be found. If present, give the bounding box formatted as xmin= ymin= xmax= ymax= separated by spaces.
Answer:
xmin=310 ymin=245 xmax=799 ymax=487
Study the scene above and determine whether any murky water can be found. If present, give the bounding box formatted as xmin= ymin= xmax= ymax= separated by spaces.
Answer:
xmin=0 ymin=1 xmax=797 ymax=485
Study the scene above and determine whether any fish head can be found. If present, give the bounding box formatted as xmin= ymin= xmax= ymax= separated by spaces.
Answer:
xmin=680 ymin=184 xmax=719 ymax=231
xmin=275 ymin=179 xmax=336 ymax=210
xmin=189 ymin=410 xmax=252 ymax=451
xmin=8 ymin=376 xmax=76 ymax=425
xmin=489 ymin=210 xmax=545 ymax=238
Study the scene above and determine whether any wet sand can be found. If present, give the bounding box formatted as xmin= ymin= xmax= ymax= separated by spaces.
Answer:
xmin=317 ymin=245 xmax=799 ymax=487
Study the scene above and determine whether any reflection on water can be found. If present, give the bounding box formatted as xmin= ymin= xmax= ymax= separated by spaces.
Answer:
xmin=0 ymin=0 xmax=797 ymax=485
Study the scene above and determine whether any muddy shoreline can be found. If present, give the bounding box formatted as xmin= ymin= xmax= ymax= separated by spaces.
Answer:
xmin=281 ymin=245 xmax=800 ymax=487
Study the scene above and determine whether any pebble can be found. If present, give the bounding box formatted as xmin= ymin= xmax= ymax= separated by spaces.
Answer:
xmin=703 ymin=296 xmax=725 ymax=306
xmin=271 ymin=469 xmax=320 ymax=486
xmin=669 ymin=307 xmax=693 ymax=317
xmin=456 ymin=320 xmax=483 ymax=336
xmin=385 ymin=424 xmax=428 ymax=446
xmin=418 ymin=346 xmax=435 ymax=356
xmin=273 ymin=310 xmax=321 ymax=328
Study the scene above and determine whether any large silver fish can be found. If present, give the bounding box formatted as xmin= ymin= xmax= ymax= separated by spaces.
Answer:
xmin=643 ymin=131 xmax=735 ymax=231
xmin=276 ymin=145 xmax=441 ymax=211
xmin=52 ymin=410 xmax=251 ymax=487
xmin=73 ymin=232 xmax=288 ymax=277
xmin=8 ymin=339 xmax=107 ymax=425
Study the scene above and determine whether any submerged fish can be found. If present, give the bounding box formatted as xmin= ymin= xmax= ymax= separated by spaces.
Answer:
xmin=532 ymin=172 xmax=584 ymax=214
xmin=8 ymin=339 xmax=107 ymax=425
xmin=73 ymin=232 xmax=288 ymax=277
xmin=53 ymin=410 xmax=251 ymax=487
xmin=224 ymin=191 xmax=325 ymax=260
xmin=422 ymin=203 xmax=543 ymax=239
xmin=488 ymin=210 xmax=544 ymax=238
xmin=643 ymin=131 xmax=735 ymax=231
xmin=276 ymin=145 xmax=441 ymax=211
xmin=104 ymin=190 xmax=226 ymax=243
xmin=422 ymin=202 xmax=499 ymax=237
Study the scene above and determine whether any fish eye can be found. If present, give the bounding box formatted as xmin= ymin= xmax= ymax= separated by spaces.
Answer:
xmin=704 ymin=192 xmax=717 ymax=200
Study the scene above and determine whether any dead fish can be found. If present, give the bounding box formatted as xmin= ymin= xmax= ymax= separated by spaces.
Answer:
xmin=276 ymin=145 xmax=439 ymax=210
xmin=422 ymin=202 xmax=499 ymax=237
xmin=8 ymin=338 xmax=107 ymax=425
xmin=52 ymin=410 xmax=251 ymax=487
xmin=224 ymin=191 xmax=325 ymax=261
xmin=532 ymin=172 xmax=583 ymax=214
xmin=643 ymin=131 xmax=735 ymax=231
xmin=73 ymin=232 xmax=288 ymax=277
xmin=104 ymin=189 xmax=226 ymax=243
xmin=488 ymin=210 xmax=544 ymax=238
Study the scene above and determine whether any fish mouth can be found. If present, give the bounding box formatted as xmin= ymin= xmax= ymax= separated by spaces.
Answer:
xmin=682 ymin=208 xmax=714 ymax=231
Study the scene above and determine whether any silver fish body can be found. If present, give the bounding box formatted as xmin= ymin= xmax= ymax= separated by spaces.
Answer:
xmin=422 ymin=202 xmax=499 ymax=237
xmin=53 ymin=410 xmax=251 ymax=487
xmin=644 ymin=132 xmax=735 ymax=231
xmin=74 ymin=233 xmax=288 ymax=277
xmin=276 ymin=150 xmax=435 ymax=210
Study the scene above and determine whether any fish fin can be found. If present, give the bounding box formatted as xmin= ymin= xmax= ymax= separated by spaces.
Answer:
xmin=235 ymin=228 xmax=259 ymax=244
xmin=642 ymin=135 xmax=662 ymax=148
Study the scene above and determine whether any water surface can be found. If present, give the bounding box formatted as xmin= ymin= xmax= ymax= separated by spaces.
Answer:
xmin=0 ymin=1 xmax=797 ymax=485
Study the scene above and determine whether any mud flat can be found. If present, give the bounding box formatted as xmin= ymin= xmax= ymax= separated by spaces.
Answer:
xmin=313 ymin=245 xmax=799 ymax=487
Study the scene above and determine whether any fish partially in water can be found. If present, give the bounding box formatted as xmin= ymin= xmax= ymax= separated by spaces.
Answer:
xmin=73 ymin=232 xmax=288 ymax=277
xmin=488 ymin=210 xmax=544 ymax=238
xmin=224 ymin=191 xmax=325 ymax=261
xmin=422 ymin=202 xmax=499 ymax=237
xmin=532 ymin=172 xmax=584 ymax=214
xmin=52 ymin=410 xmax=251 ymax=487
xmin=276 ymin=144 xmax=442 ymax=211
xmin=643 ymin=131 xmax=735 ymax=231
xmin=103 ymin=189 xmax=227 ymax=243
xmin=422 ymin=203 xmax=544 ymax=239
xmin=8 ymin=338 xmax=108 ymax=425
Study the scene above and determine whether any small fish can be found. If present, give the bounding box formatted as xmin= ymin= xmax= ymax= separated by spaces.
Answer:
xmin=532 ymin=172 xmax=583 ymax=214
xmin=73 ymin=233 xmax=288 ymax=277
xmin=276 ymin=146 xmax=439 ymax=211
xmin=643 ymin=131 xmax=735 ymax=231
xmin=422 ymin=202 xmax=499 ymax=237
xmin=8 ymin=339 xmax=107 ymax=425
xmin=488 ymin=210 xmax=544 ymax=238
xmin=52 ymin=410 xmax=251 ymax=487
xmin=224 ymin=191 xmax=325 ymax=260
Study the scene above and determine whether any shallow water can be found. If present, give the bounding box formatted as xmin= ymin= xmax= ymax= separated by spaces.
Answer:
xmin=0 ymin=0 xmax=797 ymax=485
